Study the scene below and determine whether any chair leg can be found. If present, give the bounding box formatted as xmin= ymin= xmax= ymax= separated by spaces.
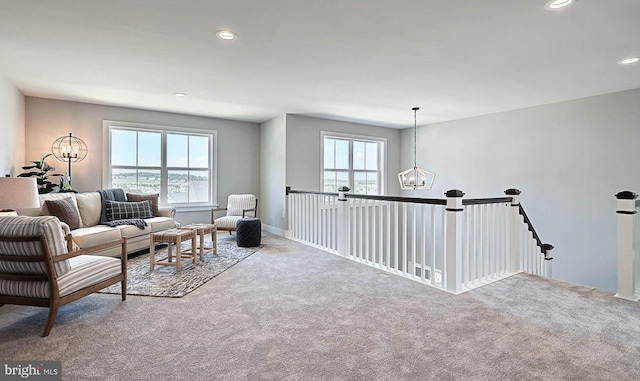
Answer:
xmin=121 ymin=280 xmax=127 ymax=301
xmin=42 ymin=303 xmax=60 ymax=337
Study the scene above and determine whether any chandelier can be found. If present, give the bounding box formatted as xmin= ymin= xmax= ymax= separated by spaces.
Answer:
xmin=397 ymin=107 xmax=435 ymax=190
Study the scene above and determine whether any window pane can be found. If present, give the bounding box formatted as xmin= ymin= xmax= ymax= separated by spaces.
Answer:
xmin=366 ymin=172 xmax=379 ymax=194
xmin=354 ymin=172 xmax=366 ymax=194
xmin=189 ymin=136 xmax=209 ymax=168
xmin=324 ymin=138 xmax=335 ymax=169
xmin=353 ymin=141 xmax=365 ymax=170
xmin=167 ymin=134 xmax=188 ymax=167
xmin=111 ymin=168 xmax=137 ymax=191
xmin=167 ymin=170 xmax=188 ymax=203
xmin=137 ymin=170 xmax=161 ymax=194
xmin=189 ymin=170 xmax=209 ymax=202
xmin=365 ymin=142 xmax=378 ymax=170
xmin=111 ymin=130 xmax=137 ymax=166
xmin=324 ymin=170 xmax=336 ymax=192
xmin=138 ymin=132 xmax=161 ymax=167
xmin=336 ymin=171 xmax=349 ymax=191
xmin=335 ymin=139 xmax=349 ymax=169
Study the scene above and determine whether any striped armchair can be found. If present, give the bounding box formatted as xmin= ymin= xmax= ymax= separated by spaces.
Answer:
xmin=0 ymin=216 xmax=127 ymax=337
xmin=211 ymin=194 xmax=258 ymax=234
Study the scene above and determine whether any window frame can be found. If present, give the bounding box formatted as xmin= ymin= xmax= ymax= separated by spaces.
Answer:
xmin=102 ymin=120 xmax=218 ymax=211
xmin=320 ymin=131 xmax=386 ymax=195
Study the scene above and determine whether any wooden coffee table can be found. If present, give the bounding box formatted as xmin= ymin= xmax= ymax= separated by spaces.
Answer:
xmin=178 ymin=223 xmax=217 ymax=261
xmin=149 ymin=228 xmax=197 ymax=272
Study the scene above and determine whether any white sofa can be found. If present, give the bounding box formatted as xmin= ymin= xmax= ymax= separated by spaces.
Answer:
xmin=20 ymin=192 xmax=178 ymax=257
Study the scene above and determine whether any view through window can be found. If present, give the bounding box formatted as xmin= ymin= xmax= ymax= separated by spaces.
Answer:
xmin=107 ymin=123 xmax=214 ymax=205
xmin=322 ymin=133 xmax=384 ymax=194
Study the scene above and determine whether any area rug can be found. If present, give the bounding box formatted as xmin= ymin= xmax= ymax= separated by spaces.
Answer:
xmin=99 ymin=239 xmax=261 ymax=298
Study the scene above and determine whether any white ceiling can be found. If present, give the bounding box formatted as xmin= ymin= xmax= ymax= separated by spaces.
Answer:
xmin=0 ymin=0 xmax=639 ymax=128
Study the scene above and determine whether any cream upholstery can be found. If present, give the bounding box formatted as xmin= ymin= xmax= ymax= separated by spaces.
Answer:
xmin=0 ymin=216 xmax=127 ymax=337
xmin=18 ymin=191 xmax=178 ymax=257
xmin=212 ymin=194 xmax=258 ymax=234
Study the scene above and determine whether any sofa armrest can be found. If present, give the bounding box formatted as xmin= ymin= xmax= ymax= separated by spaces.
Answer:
xmin=158 ymin=207 xmax=176 ymax=218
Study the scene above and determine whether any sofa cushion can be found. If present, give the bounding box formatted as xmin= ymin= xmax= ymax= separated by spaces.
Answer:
xmin=126 ymin=193 xmax=160 ymax=217
xmin=38 ymin=193 xmax=84 ymax=227
xmin=75 ymin=191 xmax=102 ymax=227
xmin=71 ymin=226 xmax=122 ymax=249
xmin=106 ymin=200 xmax=153 ymax=221
xmin=116 ymin=223 xmax=152 ymax=239
xmin=148 ymin=217 xmax=177 ymax=232
xmin=45 ymin=198 xmax=81 ymax=230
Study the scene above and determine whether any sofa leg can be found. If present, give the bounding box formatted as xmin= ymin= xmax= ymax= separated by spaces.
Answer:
xmin=42 ymin=304 xmax=60 ymax=337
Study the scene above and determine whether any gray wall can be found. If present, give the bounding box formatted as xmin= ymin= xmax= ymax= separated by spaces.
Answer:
xmin=25 ymin=97 xmax=260 ymax=225
xmin=285 ymin=114 xmax=402 ymax=195
xmin=260 ymin=115 xmax=287 ymax=233
xmin=402 ymin=88 xmax=640 ymax=291
xmin=0 ymin=74 xmax=25 ymax=176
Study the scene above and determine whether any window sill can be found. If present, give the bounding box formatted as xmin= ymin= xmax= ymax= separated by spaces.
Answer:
xmin=170 ymin=204 xmax=219 ymax=213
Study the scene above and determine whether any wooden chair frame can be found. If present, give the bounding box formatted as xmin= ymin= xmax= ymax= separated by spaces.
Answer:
xmin=211 ymin=198 xmax=258 ymax=234
xmin=0 ymin=234 xmax=127 ymax=337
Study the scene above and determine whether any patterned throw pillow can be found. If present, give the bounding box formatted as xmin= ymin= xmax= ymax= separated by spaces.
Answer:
xmin=126 ymin=193 xmax=159 ymax=217
xmin=44 ymin=198 xmax=81 ymax=230
xmin=106 ymin=200 xmax=153 ymax=221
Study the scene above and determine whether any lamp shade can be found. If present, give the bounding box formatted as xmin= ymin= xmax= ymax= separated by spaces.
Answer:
xmin=0 ymin=177 xmax=40 ymax=214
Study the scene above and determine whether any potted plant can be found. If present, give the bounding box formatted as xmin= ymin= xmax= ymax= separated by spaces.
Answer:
xmin=18 ymin=154 xmax=63 ymax=194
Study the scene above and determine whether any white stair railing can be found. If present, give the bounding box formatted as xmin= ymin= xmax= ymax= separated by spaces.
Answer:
xmin=286 ymin=187 xmax=553 ymax=294
xmin=615 ymin=191 xmax=640 ymax=301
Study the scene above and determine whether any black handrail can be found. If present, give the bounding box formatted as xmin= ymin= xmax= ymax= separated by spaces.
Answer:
xmin=518 ymin=204 xmax=554 ymax=260
xmin=463 ymin=197 xmax=512 ymax=205
xmin=345 ymin=193 xmax=447 ymax=205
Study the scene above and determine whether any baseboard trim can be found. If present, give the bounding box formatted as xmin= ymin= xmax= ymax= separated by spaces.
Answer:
xmin=262 ymin=224 xmax=286 ymax=236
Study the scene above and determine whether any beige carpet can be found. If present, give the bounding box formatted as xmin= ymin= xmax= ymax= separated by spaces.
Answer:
xmin=99 ymin=239 xmax=261 ymax=297
xmin=1 ymin=235 xmax=640 ymax=380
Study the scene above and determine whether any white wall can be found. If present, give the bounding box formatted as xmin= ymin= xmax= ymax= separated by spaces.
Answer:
xmin=402 ymin=88 xmax=640 ymax=292
xmin=285 ymin=114 xmax=402 ymax=195
xmin=0 ymin=74 xmax=25 ymax=176
xmin=260 ymin=115 xmax=287 ymax=233
xmin=25 ymin=97 xmax=260 ymax=225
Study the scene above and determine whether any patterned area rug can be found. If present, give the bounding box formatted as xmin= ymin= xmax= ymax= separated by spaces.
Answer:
xmin=99 ymin=239 xmax=261 ymax=298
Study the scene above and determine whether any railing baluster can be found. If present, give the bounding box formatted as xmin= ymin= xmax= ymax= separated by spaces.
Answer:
xmin=430 ymin=205 xmax=436 ymax=285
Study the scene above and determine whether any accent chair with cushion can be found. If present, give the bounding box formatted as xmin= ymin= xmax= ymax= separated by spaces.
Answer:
xmin=0 ymin=216 xmax=127 ymax=337
xmin=211 ymin=194 xmax=258 ymax=234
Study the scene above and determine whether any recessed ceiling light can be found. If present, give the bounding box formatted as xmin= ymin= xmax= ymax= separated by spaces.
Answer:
xmin=545 ymin=0 xmax=576 ymax=10
xmin=618 ymin=57 xmax=639 ymax=65
xmin=173 ymin=92 xmax=187 ymax=97
xmin=216 ymin=30 xmax=237 ymax=40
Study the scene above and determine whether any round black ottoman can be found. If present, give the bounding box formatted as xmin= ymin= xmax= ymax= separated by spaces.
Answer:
xmin=236 ymin=218 xmax=262 ymax=247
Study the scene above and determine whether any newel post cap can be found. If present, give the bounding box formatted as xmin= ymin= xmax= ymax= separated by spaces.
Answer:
xmin=615 ymin=191 xmax=638 ymax=200
xmin=338 ymin=186 xmax=351 ymax=192
xmin=504 ymin=188 xmax=521 ymax=196
xmin=444 ymin=189 xmax=465 ymax=198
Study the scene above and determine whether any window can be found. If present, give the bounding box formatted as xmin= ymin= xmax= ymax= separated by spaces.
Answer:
xmin=322 ymin=132 xmax=385 ymax=194
xmin=104 ymin=121 xmax=216 ymax=207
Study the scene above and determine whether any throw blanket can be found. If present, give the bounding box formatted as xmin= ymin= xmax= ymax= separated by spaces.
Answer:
xmin=98 ymin=188 xmax=148 ymax=230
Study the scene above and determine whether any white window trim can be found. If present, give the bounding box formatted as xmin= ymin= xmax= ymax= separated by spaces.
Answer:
xmin=320 ymin=131 xmax=387 ymax=195
xmin=102 ymin=120 xmax=218 ymax=211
